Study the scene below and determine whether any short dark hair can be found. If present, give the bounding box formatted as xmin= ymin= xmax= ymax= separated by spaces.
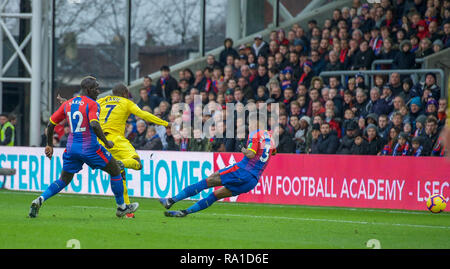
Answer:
xmin=80 ymin=76 xmax=98 ymax=91
xmin=378 ymin=114 xmax=388 ymax=120
xmin=112 ymin=83 xmax=129 ymax=96
xmin=160 ymin=65 xmax=170 ymax=72
xmin=268 ymin=67 xmax=279 ymax=74
xmin=426 ymin=116 xmax=438 ymax=125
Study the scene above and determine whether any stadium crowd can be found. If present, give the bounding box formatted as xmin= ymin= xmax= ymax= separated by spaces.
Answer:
xmin=38 ymin=0 xmax=450 ymax=157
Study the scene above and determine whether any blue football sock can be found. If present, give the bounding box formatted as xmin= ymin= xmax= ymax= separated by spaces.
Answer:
xmin=185 ymin=192 xmax=218 ymax=214
xmin=172 ymin=179 xmax=208 ymax=203
xmin=110 ymin=174 xmax=125 ymax=206
xmin=41 ymin=179 xmax=67 ymax=201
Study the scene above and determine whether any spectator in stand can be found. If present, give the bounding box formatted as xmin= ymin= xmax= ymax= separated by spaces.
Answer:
xmin=164 ymin=125 xmax=179 ymax=151
xmin=399 ymin=77 xmax=413 ymax=104
xmin=409 ymin=95 xmax=424 ymax=125
xmin=425 ymin=99 xmax=439 ymax=119
xmin=219 ymin=38 xmax=239 ymax=66
xmin=178 ymin=78 xmax=191 ymax=98
xmin=437 ymin=98 xmax=448 ymax=127
xmin=428 ymin=21 xmax=442 ymax=42
xmin=298 ymin=61 xmax=314 ymax=89
xmin=354 ymin=88 xmax=369 ymax=118
xmin=409 ymin=136 xmax=425 ymax=156
xmin=132 ymin=120 xmax=148 ymax=150
xmin=414 ymin=114 xmax=427 ymax=137
xmin=432 ymin=39 xmax=444 ymax=53
xmin=315 ymin=122 xmax=340 ymax=154
xmin=381 ymin=126 xmax=401 ymax=155
xmin=377 ymin=114 xmax=390 ymax=140
xmin=274 ymin=124 xmax=295 ymax=153
xmin=138 ymin=88 xmax=152 ymax=109
xmin=350 ymin=132 xmax=368 ymax=155
xmin=411 ymin=72 xmax=441 ymax=101
xmin=293 ymin=116 xmax=311 ymax=154
xmin=143 ymin=76 xmax=161 ymax=109
xmin=250 ymin=64 xmax=269 ymax=93
xmin=59 ymin=125 xmax=70 ymax=148
xmin=310 ymin=50 xmax=326 ymax=76
xmin=416 ymin=38 xmax=434 ymax=58
xmin=142 ymin=125 xmax=163 ymax=150
xmin=378 ymin=37 xmax=398 ymax=68
xmin=338 ymin=120 xmax=359 ymax=155
xmin=352 ymin=40 xmax=375 ymax=70
xmin=125 ymin=121 xmax=137 ymax=142
xmin=369 ymin=26 xmax=383 ymax=56
xmin=206 ymin=54 xmax=222 ymax=70
xmin=268 ymin=40 xmax=280 ymax=57
xmin=183 ymin=68 xmax=195 ymax=86
xmin=421 ymin=116 xmax=440 ymax=155
xmin=442 ymin=22 xmax=450 ymax=48
xmin=388 ymin=72 xmax=403 ymax=96
xmin=251 ymin=34 xmax=270 ymax=58
xmin=324 ymin=50 xmax=343 ymax=73
xmin=392 ymin=132 xmax=411 ymax=156
xmin=237 ymin=77 xmax=253 ymax=101
xmin=308 ymin=123 xmax=321 ymax=154
xmin=343 ymin=92 xmax=355 ymax=117
xmin=364 ymin=123 xmax=386 ymax=155
xmin=276 ymin=29 xmax=289 ymax=46
xmin=389 ymin=96 xmax=406 ymax=121
xmin=188 ymin=128 xmax=211 ymax=152
xmin=392 ymin=40 xmax=416 ymax=69
xmin=155 ymin=65 xmax=178 ymax=101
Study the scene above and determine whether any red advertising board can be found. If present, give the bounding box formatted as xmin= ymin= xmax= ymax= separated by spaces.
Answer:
xmin=214 ymin=153 xmax=450 ymax=211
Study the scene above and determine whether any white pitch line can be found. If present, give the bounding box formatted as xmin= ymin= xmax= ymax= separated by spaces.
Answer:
xmin=70 ymin=205 xmax=450 ymax=230
xmin=208 ymin=212 xmax=450 ymax=230
xmin=1 ymin=190 xmax=447 ymax=216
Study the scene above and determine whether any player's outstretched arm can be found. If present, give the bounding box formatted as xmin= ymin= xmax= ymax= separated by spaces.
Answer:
xmin=56 ymin=94 xmax=67 ymax=104
xmin=45 ymin=122 xmax=55 ymax=159
xmin=129 ymin=102 xmax=169 ymax=127
xmin=90 ymin=120 xmax=114 ymax=148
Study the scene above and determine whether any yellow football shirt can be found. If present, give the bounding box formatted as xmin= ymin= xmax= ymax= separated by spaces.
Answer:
xmin=97 ymin=96 xmax=168 ymax=136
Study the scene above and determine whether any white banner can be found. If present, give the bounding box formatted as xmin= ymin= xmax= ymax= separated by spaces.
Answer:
xmin=0 ymin=146 xmax=214 ymax=199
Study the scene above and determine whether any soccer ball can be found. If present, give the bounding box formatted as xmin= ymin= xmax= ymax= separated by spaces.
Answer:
xmin=426 ymin=194 xmax=447 ymax=213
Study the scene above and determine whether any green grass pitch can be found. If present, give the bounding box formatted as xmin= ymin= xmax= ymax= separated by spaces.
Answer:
xmin=0 ymin=189 xmax=449 ymax=249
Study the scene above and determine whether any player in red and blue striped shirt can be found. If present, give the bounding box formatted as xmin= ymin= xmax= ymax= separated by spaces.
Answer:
xmin=28 ymin=76 xmax=139 ymax=218
xmin=159 ymin=114 xmax=276 ymax=217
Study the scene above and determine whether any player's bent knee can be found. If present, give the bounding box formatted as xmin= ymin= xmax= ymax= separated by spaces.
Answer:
xmin=104 ymin=157 xmax=121 ymax=177
xmin=213 ymin=187 xmax=233 ymax=199
xmin=206 ymin=172 xmax=222 ymax=187
xmin=60 ymin=171 xmax=75 ymax=185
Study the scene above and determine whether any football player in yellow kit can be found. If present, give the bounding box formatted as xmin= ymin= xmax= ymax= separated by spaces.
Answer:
xmin=58 ymin=83 xmax=169 ymax=217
